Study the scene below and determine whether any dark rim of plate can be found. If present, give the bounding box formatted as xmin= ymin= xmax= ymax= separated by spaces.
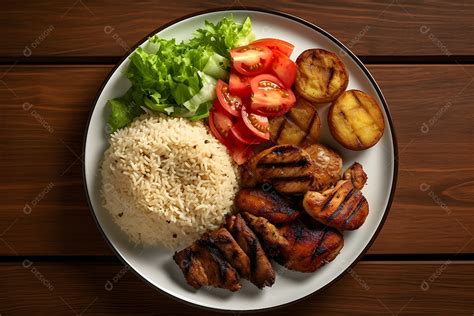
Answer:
xmin=82 ymin=6 xmax=399 ymax=314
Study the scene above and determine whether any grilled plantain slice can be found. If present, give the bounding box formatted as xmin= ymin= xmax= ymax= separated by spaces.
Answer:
xmin=343 ymin=162 xmax=367 ymax=190
xmin=328 ymin=90 xmax=385 ymax=150
xmin=255 ymin=145 xmax=315 ymax=195
xmin=235 ymin=188 xmax=301 ymax=223
xmin=295 ymin=49 xmax=349 ymax=103
xmin=303 ymin=180 xmax=369 ymax=230
xmin=269 ymin=97 xmax=321 ymax=146
xmin=304 ymin=143 xmax=342 ymax=191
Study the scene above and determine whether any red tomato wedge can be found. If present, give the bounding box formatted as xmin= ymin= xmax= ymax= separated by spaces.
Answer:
xmin=216 ymin=80 xmax=244 ymax=117
xmin=208 ymin=101 xmax=233 ymax=145
xmin=241 ymin=106 xmax=270 ymax=140
xmin=230 ymin=45 xmax=273 ymax=76
xmin=230 ymin=120 xmax=263 ymax=145
xmin=230 ymin=140 xmax=253 ymax=165
xmin=271 ymin=50 xmax=297 ymax=88
xmin=229 ymin=71 xmax=252 ymax=97
xmin=251 ymin=38 xmax=294 ymax=57
xmin=250 ymin=74 xmax=296 ymax=117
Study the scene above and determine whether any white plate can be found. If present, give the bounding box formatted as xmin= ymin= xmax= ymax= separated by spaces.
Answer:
xmin=83 ymin=8 xmax=398 ymax=312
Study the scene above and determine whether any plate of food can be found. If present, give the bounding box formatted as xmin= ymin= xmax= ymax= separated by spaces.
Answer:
xmin=83 ymin=8 xmax=398 ymax=312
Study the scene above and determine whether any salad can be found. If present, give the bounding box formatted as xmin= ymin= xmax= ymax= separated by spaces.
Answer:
xmin=107 ymin=16 xmax=255 ymax=132
xmin=106 ymin=16 xmax=299 ymax=165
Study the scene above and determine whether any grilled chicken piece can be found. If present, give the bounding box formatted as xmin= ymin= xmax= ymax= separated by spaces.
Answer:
xmin=303 ymin=180 xmax=369 ymax=230
xmin=255 ymin=145 xmax=315 ymax=194
xmin=203 ymin=228 xmax=251 ymax=278
xmin=343 ymin=162 xmax=367 ymax=190
xmin=239 ymin=146 xmax=276 ymax=188
xmin=242 ymin=212 xmax=343 ymax=272
xmin=239 ymin=163 xmax=259 ymax=188
xmin=173 ymin=247 xmax=209 ymax=289
xmin=269 ymin=97 xmax=321 ymax=146
xmin=226 ymin=214 xmax=275 ymax=288
xmin=305 ymin=144 xmax=342 ymax=191
xmin=173 ymin=241 xmax=241 ymax=291
xmin=235 ymin=188 xmax=300 ymax=223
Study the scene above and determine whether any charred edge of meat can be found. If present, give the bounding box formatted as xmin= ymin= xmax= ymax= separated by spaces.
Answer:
xmin=326 ymin=188 xmax=355 ymax=222
xmin=226 ymin=214 xmax=275 ymax=288
xmin=311 ymin=229 xmax=330 ymax=259
xmin=248 ymin=237 xmax=258 ymax=275
xmin=257 ymin=160 xmax=311 ymax=168
xmin=241 ymin=212 xmax=285 ymax=258
xmin=344 ymin=197 xmax=368 ymax=227
xmin=270 ymin=145 xmax=300 ymax=155
xmin=235 ymin=188 xmax=300 ymax=223
xmin=205 ymin=228 xmax=251 ymax=278
xmin=173 ymin=248 xmax=193 ymax=275
xmin=194 ymin=240 xmax=241 ymax=291
xmin=196 ymin=239 xmax=230 ymax=283
xmin=271 ymin=175 xmax=314 ymax=183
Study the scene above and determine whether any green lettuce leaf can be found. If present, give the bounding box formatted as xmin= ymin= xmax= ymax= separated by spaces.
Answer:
xmin=189 ymin=16 xmax=256 ymax=57
xmin=107 ymin=16 xmax=254 ymax=132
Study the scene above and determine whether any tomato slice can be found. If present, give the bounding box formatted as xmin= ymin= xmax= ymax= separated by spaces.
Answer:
xmin=230 ymin=45 xmax=273 ymax=76
xmin=230 ymin=120 xmax=263 ymax=144
xmin=251 ymin=38 xmax=294 ymax=57
xmin=271 ymin=50 xmax=297 ymax=88
xmin=250 ymin=74 xmax=296 ymax=117
xmin=229 ymin=71 xmax=252 ymax=97
xmin=208 ymin=101 xmax=233 ymax=145
xmin=230 ymin=140 xmax=253 ymax=165
xmin=241 ymin=106 xmax=270 ymax=140
xmin=216 ymin=80 xmax=244 ymax=117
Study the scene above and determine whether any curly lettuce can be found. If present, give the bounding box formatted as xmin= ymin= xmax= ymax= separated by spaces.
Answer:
xmin=106 ymin=16 xmax=254 ymax=133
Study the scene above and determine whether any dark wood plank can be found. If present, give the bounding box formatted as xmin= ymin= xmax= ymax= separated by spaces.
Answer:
xmin=0 ymin=65 xmax=473 ymax=256
xmin=0 ymin=0 xmax=473 ymax=58
xmin=0 ymin=261 xmax=472 ymax=314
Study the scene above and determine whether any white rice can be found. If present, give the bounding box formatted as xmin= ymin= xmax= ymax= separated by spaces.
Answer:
xmin=101 ymin=114 xmax=239 ymax=249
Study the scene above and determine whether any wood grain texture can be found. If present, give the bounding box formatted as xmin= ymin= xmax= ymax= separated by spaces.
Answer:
xmin=0 ymin=261 xmax=473 ymax=314
xmin=0 ymin=0 xmax=473 ymax=58
xmin=0 ymin=65 xmax=473 ymax=256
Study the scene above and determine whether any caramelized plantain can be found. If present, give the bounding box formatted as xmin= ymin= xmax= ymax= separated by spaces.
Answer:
xmin=328 ymin=90 xmax=385 ymax=150
xmin=269 ymin=97 xmax=321 ymax=146
xmin=295 ymin=49 xmax=349 ymax=103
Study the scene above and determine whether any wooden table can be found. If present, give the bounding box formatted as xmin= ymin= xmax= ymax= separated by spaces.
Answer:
xmin=1 ymin=1 xmax=473 ymax=314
